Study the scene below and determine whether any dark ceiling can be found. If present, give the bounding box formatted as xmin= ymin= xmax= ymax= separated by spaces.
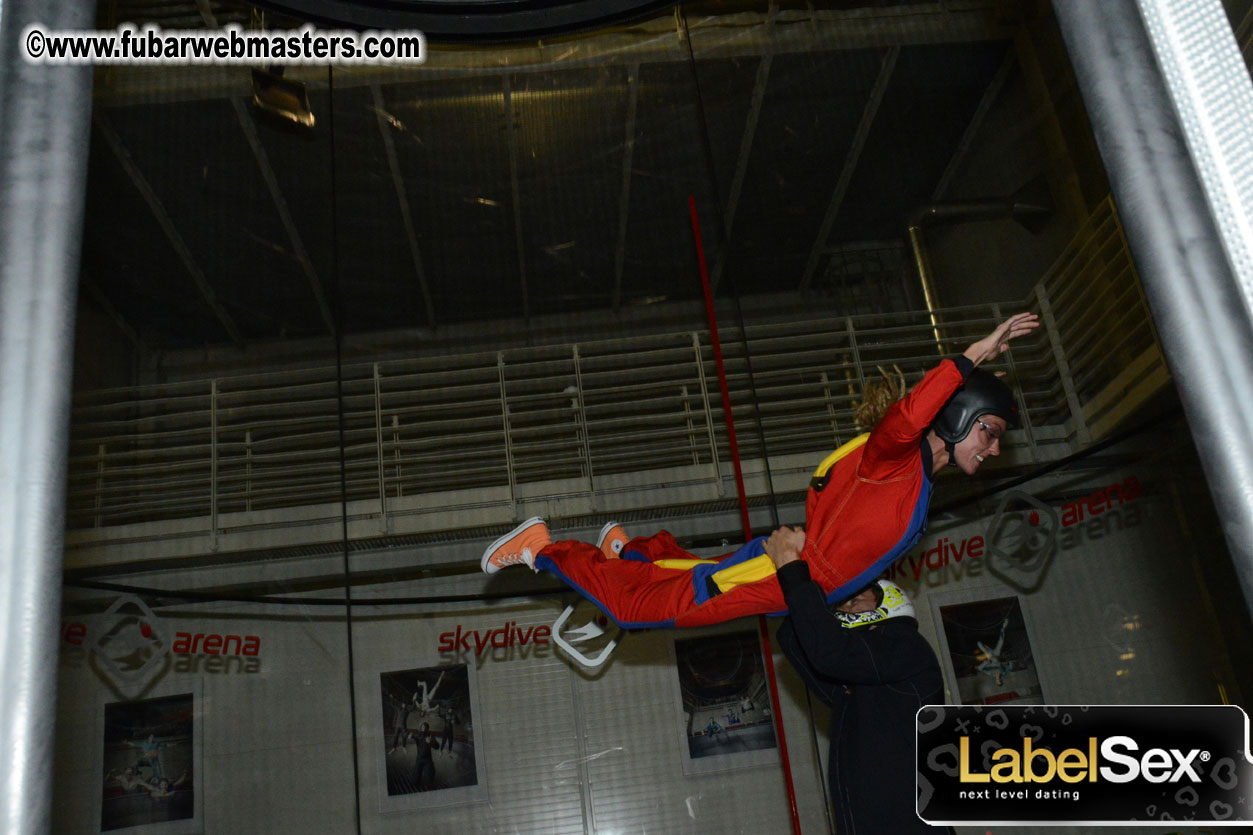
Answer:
xmin=252 ymin=0 xmax=679 ymax=40
xmin=82 ymin=0 xmax=1017 ymax=352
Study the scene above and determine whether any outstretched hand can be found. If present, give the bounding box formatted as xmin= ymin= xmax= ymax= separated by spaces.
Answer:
xmin=963 ymin=312 xmax=1039 ymax=367
xmin=765 ymin=526 xmax=806 ymax=569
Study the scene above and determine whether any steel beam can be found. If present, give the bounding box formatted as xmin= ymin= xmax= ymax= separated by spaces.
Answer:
xmin=81 ymin=274 xmax=147 ymax=353
xmin=503 ymin=74 xmax=530 ymax=321
xmin=611 ymin=64 xmax=641 ymax=311
xmin=232 ymin=99 xmax=337 ymax=336
xmin=371 ymin=84 xmax=436 ymax=328
xmin=931 ymin=47 xmax=1015 ymax=202
xmin=798 ymin=46 xmax=898 ymax=293
xmin=94 ymin=1 xmax=1013 ymax=107
xmin=709 ymin=2 xmax=778 ymax=293
xmin=95 ymin=116 xmax=246 ymax=346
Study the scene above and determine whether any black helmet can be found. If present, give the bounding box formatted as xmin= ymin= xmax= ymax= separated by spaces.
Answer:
xmin=932 ymin=369 xmax=1019 ymax=447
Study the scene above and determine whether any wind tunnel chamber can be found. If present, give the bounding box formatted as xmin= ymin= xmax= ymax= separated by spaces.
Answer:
xmin=50 ymin=0 xmax=1253 ymax=833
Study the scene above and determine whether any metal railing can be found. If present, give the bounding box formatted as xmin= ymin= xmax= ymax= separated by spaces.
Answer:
xmin=65 ymin=196 xmax=1165 ymax=537
xmin=1030 ymin=196 xmax=1164 ymax=441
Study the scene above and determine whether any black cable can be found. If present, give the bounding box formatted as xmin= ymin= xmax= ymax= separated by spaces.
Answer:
xmin=326 ymin=66 xmax=364 ymax=834
xmin=802 ymin=687 xmax=836 ymax=835
xmin=676 ymin=5 xmax=782 ymax=532
xmin=62 ymin=577 xmax=570 ymax=607
xmin=929 ymin=405 xmax=1182 ymax=515
xmin=730 ymin=299 xmax=783 ymax=531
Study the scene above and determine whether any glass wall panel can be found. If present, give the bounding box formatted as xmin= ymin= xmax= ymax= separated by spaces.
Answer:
xmin=58 ymin=5 xmax=358 ymax=833
xmin=50 ymin=1 xmax=1253 ymax=833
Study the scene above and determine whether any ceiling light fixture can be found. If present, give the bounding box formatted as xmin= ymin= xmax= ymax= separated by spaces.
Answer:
xmin=251 ymin=66 xmax=315 ymax=129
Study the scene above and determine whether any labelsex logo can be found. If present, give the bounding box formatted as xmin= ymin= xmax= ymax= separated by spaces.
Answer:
xmin=917 ymin=704 xmax=1250 ymax=825
xmin=960 ymin=736 xmax=1206 ymax=784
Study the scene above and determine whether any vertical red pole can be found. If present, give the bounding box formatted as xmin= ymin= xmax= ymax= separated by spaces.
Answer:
xmin=688 ymin=195 xmax=803 ymax=835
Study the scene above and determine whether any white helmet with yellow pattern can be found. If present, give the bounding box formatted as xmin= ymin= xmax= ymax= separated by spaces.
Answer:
xmin=836 ymin=580 xmax=916 ymax=628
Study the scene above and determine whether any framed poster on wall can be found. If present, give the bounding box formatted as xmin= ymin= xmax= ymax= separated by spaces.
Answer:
xmin=96 ymin=680 xmax=203 ymax=835
xmin=934 ymin=594 xmax=1044 ymax=705
xmin=669 ymin=627 xmax=779 ymax=776
xmin=375 ymin=660 xmax=487 ymax=811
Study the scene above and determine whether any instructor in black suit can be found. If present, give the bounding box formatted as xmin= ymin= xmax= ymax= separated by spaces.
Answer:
xmin=766 ymin=526 xmax=953 ymax=834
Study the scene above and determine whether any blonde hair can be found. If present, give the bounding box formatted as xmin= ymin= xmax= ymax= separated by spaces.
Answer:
xmin=854 ymin=364 xmax=906 ymax=430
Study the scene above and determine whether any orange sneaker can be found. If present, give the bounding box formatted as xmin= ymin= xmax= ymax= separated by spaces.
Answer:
xmin=595 ymin=522 xmax=628 ymax=559
xmin=481 ymin=517 xmax=551 ymax=574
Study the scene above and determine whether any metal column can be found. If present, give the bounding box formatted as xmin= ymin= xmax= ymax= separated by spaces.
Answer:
xmin=1052 ymin=0 xmax=1253 ymax=614
xmin=0 ymin=1 xmax=95 ymax=833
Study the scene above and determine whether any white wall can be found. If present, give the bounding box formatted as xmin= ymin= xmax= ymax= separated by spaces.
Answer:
xmin=53 ymin=439 xmax=1245 ymax=834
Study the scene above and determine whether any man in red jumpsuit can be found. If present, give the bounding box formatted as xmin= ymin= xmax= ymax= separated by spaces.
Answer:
xmin=481 ymin=313 xmax=1038 ymax=629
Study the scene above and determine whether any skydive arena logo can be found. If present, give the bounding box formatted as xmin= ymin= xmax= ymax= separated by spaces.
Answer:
xmin=984 ymin=490 xmax=1060 ymax=592
xmin=918 ymin=705 xmax=1253 ymax=825
xmin=83 ymin=593 xmax=172 ymax=692
xmin=70 ymin=594 xmax=263 ymax=694
xmin=983 ymin=479 xmax=1143 ymax=592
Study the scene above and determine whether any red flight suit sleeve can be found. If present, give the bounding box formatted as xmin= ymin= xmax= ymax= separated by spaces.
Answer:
xmin=858 ymin=356 xmax=970 ymax=479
